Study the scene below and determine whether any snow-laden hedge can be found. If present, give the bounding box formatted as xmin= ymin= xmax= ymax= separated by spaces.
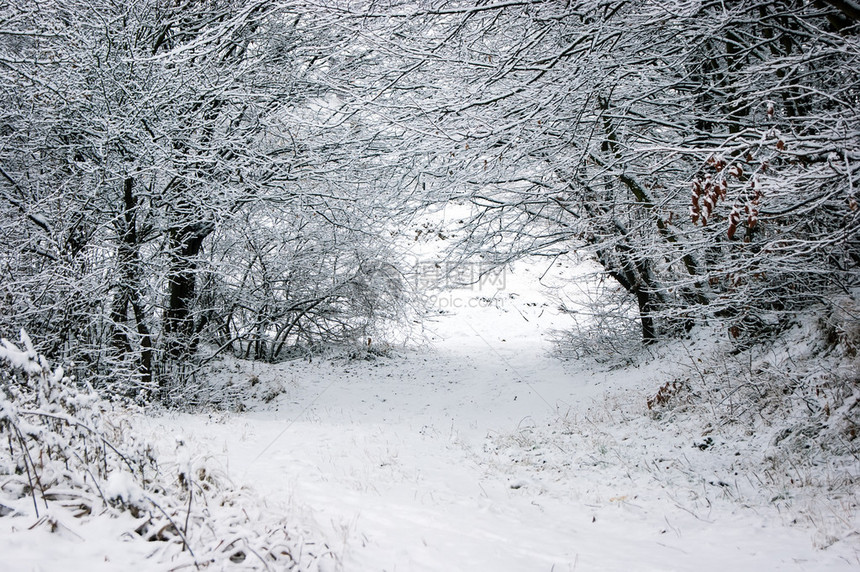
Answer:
xmin=0 ymin=331 xmax=334 ymax=570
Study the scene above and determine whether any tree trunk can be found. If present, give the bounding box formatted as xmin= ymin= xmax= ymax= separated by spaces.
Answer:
xmin=110 ymin=177 xmax=153 ymax=385
xmin=164 ymin=223 xmax=211 ymax=362
xmin=635 ymin=288 xmax=657 ymax=344
xmin=594 ymin=246 xmax=660 ymax=344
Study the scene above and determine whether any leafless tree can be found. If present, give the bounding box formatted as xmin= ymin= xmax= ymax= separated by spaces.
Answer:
xmin=345 ymin=0 xmax=859 ymax=343
xmin=0 ymin=0 xmax=415 ymax=399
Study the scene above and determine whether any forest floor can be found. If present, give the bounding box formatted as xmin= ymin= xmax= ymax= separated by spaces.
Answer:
xmin=137 ymin=262 xmax=859 ymax=571
xmin=3 ymin=261 xmax=858 ymax=570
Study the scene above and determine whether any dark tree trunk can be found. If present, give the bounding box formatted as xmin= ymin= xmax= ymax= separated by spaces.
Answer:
xmin=110 ymin=177 xmax=153 ymax=385
xmin=163 ymin=222 xmax=213 ymax=363
xmin=594 ymin=246 xmax=660 ymax=345
xmin=634 ymin=288 xmax=657 ymax=344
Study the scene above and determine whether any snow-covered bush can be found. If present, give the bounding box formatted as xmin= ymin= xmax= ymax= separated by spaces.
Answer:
xmin=643 ymin=307 xmax=860 ymax=506
xmin=0 ymin=330 xmax=333 ymax=569
xmin=549 ymin=278 xmax=643 ymax=367
xmin=645 ymin=306 xmax=859 ymax=450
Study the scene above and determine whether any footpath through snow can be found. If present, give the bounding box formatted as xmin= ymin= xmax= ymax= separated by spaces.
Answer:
xmin=146 ymin=264 xmax=859 ymax=571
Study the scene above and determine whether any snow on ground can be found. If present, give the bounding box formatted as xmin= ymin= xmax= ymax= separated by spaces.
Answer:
xmin=2 ymin=254 xmax=857 ymax=570
xmin=136 ymin=259 xmax=859 ymax=571
xmin=0 ymin=512 xmax=162 ymax=572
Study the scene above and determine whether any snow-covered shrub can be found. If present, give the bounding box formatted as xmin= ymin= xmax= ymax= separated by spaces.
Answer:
xmin=549 ymin=279 xmax=643 ymax=367
xmin=0 ymin=331 xmax=333 ymax=569
xmin=648 ymin=311 xmax=860 ymax=518
xmin=645 ymin=378 xmax=694 ymax=418
xmin=818 ymin=295 xmax=860 ymax=359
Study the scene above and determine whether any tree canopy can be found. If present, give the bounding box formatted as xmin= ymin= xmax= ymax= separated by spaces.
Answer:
xmin=1 ymin=0 xmax=857 ymax=400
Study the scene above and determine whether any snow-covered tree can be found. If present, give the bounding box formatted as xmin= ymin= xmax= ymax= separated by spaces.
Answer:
xmin=0 ymin=0 xmax=412 ymax=398
xmin=347 ymin=0 xmax=860 ymax=343
xmin=2 ymin=0 xmax=856 ymax=397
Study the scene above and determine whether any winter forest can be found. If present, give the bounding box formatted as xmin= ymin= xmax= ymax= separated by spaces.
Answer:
xmin=1 ymin=0 xmax=858 ymax=569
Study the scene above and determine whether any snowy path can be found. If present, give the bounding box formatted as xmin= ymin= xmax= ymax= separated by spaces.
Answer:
xmin=152 ymin=290 xmax=859 ymax=571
